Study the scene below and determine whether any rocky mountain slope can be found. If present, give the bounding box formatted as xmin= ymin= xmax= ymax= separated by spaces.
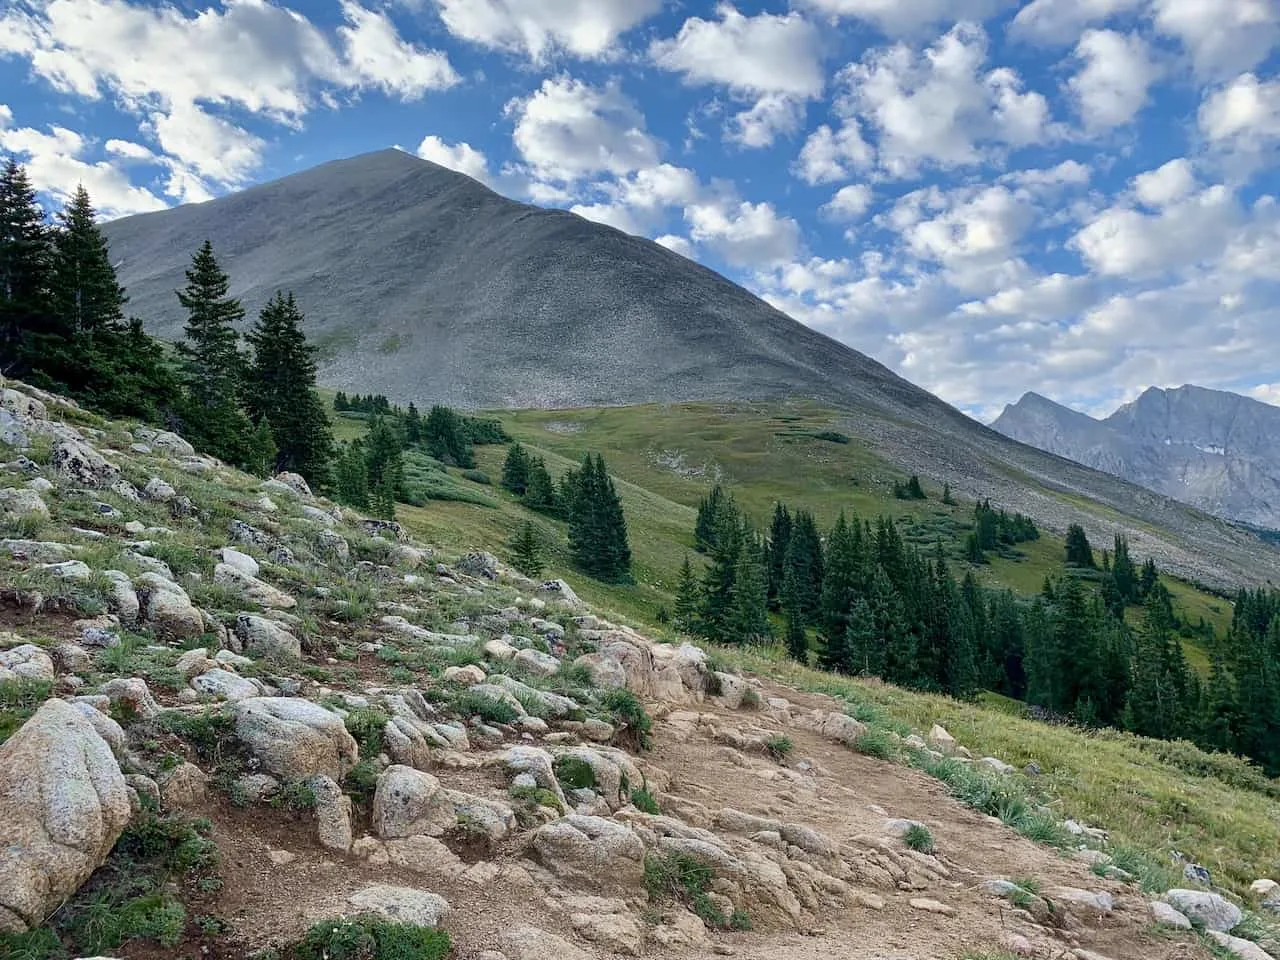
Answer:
xmin=1 ymin=379 xmax=1271 ymax=960
xmin=96 ymin=149 xmax=1280 ymax=590
xmin=994 ymin=386 xmax=1280 ymax=530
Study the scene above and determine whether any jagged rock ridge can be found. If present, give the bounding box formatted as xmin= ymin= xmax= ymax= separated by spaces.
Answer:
xmin=993 ymin=385 xmax=1280 ymax=530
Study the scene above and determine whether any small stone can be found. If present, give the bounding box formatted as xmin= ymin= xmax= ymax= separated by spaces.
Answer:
xmin=347 ymin=885 xmax=449 ymax=927
xmin=443 ymin=665 xmax=486 ymax=685
xmin=910 ymin=898 xmax=957 ymax=917
xmin=1150 ymin=901 xmax=1192 ymax=929
xmin=1163 ymin=889 xmax=1242 ymax=932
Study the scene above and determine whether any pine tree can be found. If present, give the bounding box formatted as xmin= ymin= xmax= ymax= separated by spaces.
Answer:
xmin=820 ymin=513 xmax=859 ymax=671
xmin=334 ymin=441 xmax=370 ymax=509
xmin=941 ymin=482 xmax=956 ymax=505
xmin=51 ymin=185 xmax=126 ymax=341
xmin=782 ymin=510 xmax=824 ymax=622
xmin=243 ymin=291 xmax=334 ymax=486
xmin=726 ymin=533 xmax=770 ymax=644
xmin=502 ymin=442 xmax=531 ymax=495
xmin=674 ymin=555 xmax=702 ymax=633
xmin=1065 ymin=524 xmax=1095 ymax=568
xmin=695 ymin=485 xmax=735 ymax=553
xmin=766 ymin=502 xmax=793 ymax=610
xmin=365 ymin=417 xmax=404 ymax=519
xmin=509 ymin=521 xmax=544 ymax=577
xmin=964 ymin=531 xmax=986 ymax=565
xmin=523 ymin=457 xmax=558 ymax=513
xmin=404 ymin=402 xmax=423 ymax=445
xmin=784 ymin=605 xmax=808 ymax=664
xmin=1112 ymin=534 xmax=1136 ymax=604
xmin=0 ymin=158 xmax=53 ymax=372
xmin=567 ymin=454 xmax=631 ymax=583
xmin=424 ymin=405 xmax=474 ymax=467
xmin=176 ymin=240 xmax=244 ymax=409
xmin=700 ymin=507 xmax=743 ymax=640
xmin=845 ymin=597 xmax=880 ymax=676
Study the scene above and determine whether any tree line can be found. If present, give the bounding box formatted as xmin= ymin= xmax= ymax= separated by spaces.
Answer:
xmin=678 ymin=483 xmax=1280 ymax=775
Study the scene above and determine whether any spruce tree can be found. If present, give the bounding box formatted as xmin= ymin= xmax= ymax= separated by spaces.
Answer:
xmin=523 ymin=457 xmax=558 ymax=513
xmin=727 ymin=533 xmax=770 ymax=644
xmin=425 ymin=405 xmax=474 ymax=467
xmin=404 ymin=402 xmax=423 ymax=445
xmin=509 ymin=520 xmax=544 ymax=577
xmin=334 ymin=441 xmax=370 ymax=509
xmin=502 ymin=442 xmax=531 ymax=494
xmin=0 ymin=158 xmax=53 ymax=372
xmin=819 ymin=513 xmax=859 ymax=671
xmin=567 ymin=454 xmax=631 ymax=583
xmin=1065 ymin=524 xmax=1095 ymax=568
xmin=767 ymin=502 xmax=793 ymax=609
xmin=365 ymin=417 xmax=404 ymax=519
xmin=176 ymin=240 xmax=243 ymax=408
xmin=845 ymin=597 xmax=880 ymax=676
xmin=674 ymin=556 xmax=702 ymax=633
xmin=243 ymin=291 xmax=334 ymax=486
xmin=51 ymin=185 xmax=126 ymax=340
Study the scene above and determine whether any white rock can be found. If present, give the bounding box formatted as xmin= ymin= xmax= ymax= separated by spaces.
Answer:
xmin=443 ymin=665 xmax=486 ymax=685
xmin=213 ymin=563 xmax=296 ymax=609
xmin=1207 ymin=932 xmax=1276 ymax=960
xmin=372 ymin=765 xmax=456 ymax=839
xmin=0 ymin=644 xmax=56 ymax=683
xmin=1163 ymin=889 xmax=1242 ymax=932
xmin=348 ymin=884 xmax=449 ymax=927
xmin=234 ymin=614 xmax=301 ymax=660
xmin=310 ymin=775 xmax=353 ymax=852
xmin=1150 ymin=901 xmax=1192 ymax=929
xmin=514 ymin=647 xmax=560 ymax=676
xmin=142 ymin=478 xmax=177 ymax=503
xmin=191 ymin=669 xmax=260 ymax=702
xmin=40 ymin=560 xmax=91 ymax=581
xmin=233 ymin=697 xmax=358 ymax=781
xmin=218 ymin=548 xmax=259 ymax=578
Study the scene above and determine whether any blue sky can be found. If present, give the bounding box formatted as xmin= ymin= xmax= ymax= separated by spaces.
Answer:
xmin=3 ymin=0 xmax=1280 ymax=420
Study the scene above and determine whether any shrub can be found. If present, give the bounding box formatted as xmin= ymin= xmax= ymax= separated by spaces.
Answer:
xmin=814 ymin=430 xmax=850 ymax=444
xmin=0 ymin=928 xmax=67 ymax=960
xmin=764 ymin=734 xmax=794 ymax=763
xmin=630 ymin=786 xmax=662 ymax=814
xmin=643 ymin=852 xmax=743 ymax=930
xmin=555 ymin=756 xmax=597 ymax=791
xmin=740 ymin=687 xmax=762 ymax=710
xmin=451 ymin=690 xmax=520 ymax=726
xmin=159 ymin=708 xmax=236 ymax=763
xmin=293 ymin=918 xmax=451 ymax=960
xmin=903 ymin=824 xmax=935 ymax=854
xmin=460 ymin=469 xmax=491 ymax=485
xmin=271 ymin=780 xmax=318 ymax=812
xmin=600 ymin=688 xmax=653 ymax=751
xmin=344 ymin=706 xmax=389 ymax=759
xmin=345 ymin=759 xmax=381 ymax=808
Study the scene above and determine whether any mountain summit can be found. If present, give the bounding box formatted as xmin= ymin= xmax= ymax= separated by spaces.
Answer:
xmin=102 ymin=148 xmax=922 ymax=412
xmin=994 ymin=385 xmax=1280 ymax=529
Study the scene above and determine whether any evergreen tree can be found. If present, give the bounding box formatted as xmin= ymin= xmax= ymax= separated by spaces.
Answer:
xmin=674 ymin=556 xmax=702 ymax=633
xmin=726 ymin=533 xmax=771 ymax=644
xmin=502 ymin=442 xmax=531 ymax=495
xmin=243 ymin=291 xmax=334 ymax=486
xmin=695 ymin=485 xmax=736 ymax=553
xmin=334 ymin=441 xmax=370 ymax=509
xmin=1064 ymin=524 xmax=1095 ymax=568
xmin=509 ymin=520 xmax=544 ymax=577
xmin=174 ymin=240 xmax=256 ymax=465
xmin=784 ymin=604 xmax=809 ymax=664
xmin=1138 ymin=557 xmax=1159 ymax=598
xmin=176 ymin=240 xmax=244 ymax=409
xmin=1112 ymin=534 xmax=1136 ymax=604
xmin=941 ymin=482 xmax=956 ymax=505
xmin=781 ymin=510 xmax=824 ymax=623
xmin=403 ymin=402 xmax=423 ymax=445
xmin=0 ymin=158 xmax=53 ymax=372
xmin=51 ymin=185 xmax=125 ymax=341
xmin=700 ymin=505 xmax=744 ymax=639
xmin=819 ymin=513 xmax=859 ymax=671
xmin=964 ymin=531 xmax=986 ymax=564
xmin=523 ymin=457 xmax=558 ymax=513
xmin=766 ymin=502 xmax=793 ymax=610
xmin=365 ymin=417 xmax=404 ymax=519
xmin=845 ymin=597 xmax=880 ymax=676
xmin=567 ymin=454 xmax=631 ymax=582
xmin=424 ymin=405 xmax=475 ymax=467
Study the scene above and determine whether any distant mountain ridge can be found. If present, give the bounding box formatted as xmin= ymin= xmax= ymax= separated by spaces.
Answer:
xmin=98 ymin=149 xmax=1280 ymax=588
xmin=993 ymin=385 xmax=1280 ymax=529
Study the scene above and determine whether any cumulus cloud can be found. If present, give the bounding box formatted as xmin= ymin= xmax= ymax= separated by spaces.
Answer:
xmin=0 ymin=108 xmax=166 ymax=216
xmin=797 ymin=0 xmax=1016 ymax=37
xmin=685 ymin=198 xmax=802 ymax=268
xmin=416 ymin=135 xmax=491 ymax=183
xmin=506 ymin=76 xmax=660 ymax=183
xmin=433 ymin=0 xmax=661 ymax=61
xmin=656 ymin=234 xmax=695 ymax=258
xmin=793 ymin=121 xmax=873 ymax=184
xmin=1132 ymin=157 xmax=1196 ymax=207
xmin=836 ymin=23 xmax=1053 ymax=178
xmin=1200 ymin=73 xmax=1280 ymax=164
xmin=822 ymin=184 xmax=873 ymax=221
xmin=1009 ymin=0 xmax=1145 ymax=45
xmin=0 ymin=0 xmax=457 ymax=198
xmin=650 ymin=4 xmax=823 ymax=149
xmin=1067 ymin=29 xmax=1160 ymax=131
xmin=1151 ymin=0 xmax=1279 ymax=78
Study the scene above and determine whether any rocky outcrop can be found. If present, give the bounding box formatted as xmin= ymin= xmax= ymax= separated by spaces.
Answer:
xmin=233 ymin=698 xmax=358 ymax=781
xmin=347 ymin=884 xmax=449 ymax=927
xmin=530 ymin=815 xmax=646 ymax=893
xmin=1163 ymin=889 xmax=1242 ymax=932
xmin=372 ymin=765 xmax=456 ymax=839
xmin=0 ymin=699 xmax=131 ymax=932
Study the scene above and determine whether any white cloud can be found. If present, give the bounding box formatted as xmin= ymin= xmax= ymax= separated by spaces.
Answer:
xmin=1151 ymin=0 xmax=1279 ymax=78
xmin=147 ymin=101 xmax=264 ymax=186
xmin=416 ymin=134 xmax=491 ymax=183
xmin=1009 ymin=0 xmax=1144 ymax=45
xmin=1066 ymin=29 xmax=1160 ymax=131
xmin=797 ymin=0 xmax=1016 ymax=36
xmin=655 ymin=234 xmax=695 ymax=258
xmin=570 ymin=201 xmax=644 ymax=234
xmin=793 ymin=121 xmax=873 ymax=184
xmin=1249 ymin=383 xmax=1280 ymax=407
xmin=337 ymin=1 xmax=459 ymax=99
xmin=0 ymin=110 xmax=166 ymax=217
xmin=0 ymin=0 xmax=458 ymax=196
xmin=1200 ymin=73 xmax=1280 ymax=154
xmin=822 ymin=183 xmax=873 ymax=221
xmin=727 ymin=94 xmax=806 ymax=148
xmin=103 ymin=137 xmax=154 ymax=161
xmin=506 ymin=76 xmax=660 ymax=183
xmin=650 ymin=4 xmax=824 ymax=99
xmin=1132 ymin=157 xmax=1196 ymax=207
xmin=1071 ymin=183 xmax=1241 ymax=277
xmin=838 ymin=22 xmax=1053 ymax=178
xmin=685 ymin=198 xmax=801 ymax=268
xmin=433 ymin=0 xmax=661 ymax=61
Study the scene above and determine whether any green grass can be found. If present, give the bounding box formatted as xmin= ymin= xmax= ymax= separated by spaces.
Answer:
xmin=764 ymin=734 xmax=794 ymax=762
xmin=644 ymin=851 xmax=743 ymax=931
xmin=293 ymin=918 xmax=450 ymax=960
xmin=554 ymin=755 xmax=597 ymax=791
xmin=0 ymin=677 xmax=55 ymax=744
xmin=630 ymin=785 xmax=662 ymax=814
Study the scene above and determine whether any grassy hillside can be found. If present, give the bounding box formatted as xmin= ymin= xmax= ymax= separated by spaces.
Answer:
xmin=328 ymin=400 xmax=1234 ymax=667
